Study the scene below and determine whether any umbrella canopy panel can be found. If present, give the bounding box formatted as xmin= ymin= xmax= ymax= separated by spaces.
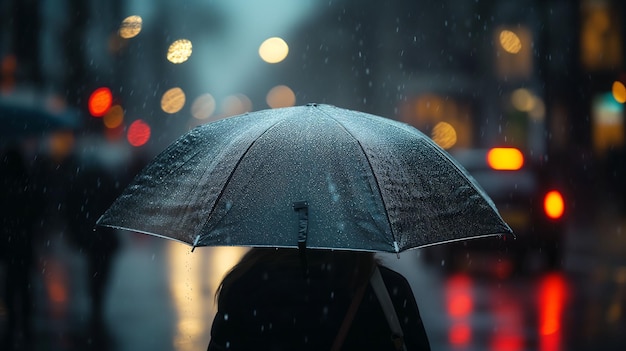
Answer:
xmin=99 ymin=104 xmax=511 ymax=253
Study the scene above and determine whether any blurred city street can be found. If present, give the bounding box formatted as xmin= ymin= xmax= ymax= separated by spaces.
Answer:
xmin=0 ymin=191 xmax=623 ymax=351
xmin=2 ymin=1 xmax=626 ymax=350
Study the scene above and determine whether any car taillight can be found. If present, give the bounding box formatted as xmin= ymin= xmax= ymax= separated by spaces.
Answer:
xmin=543 ymin=190 xmax=565 ymax=220
xmin=487 ymin=148 xmax=524 ymax=171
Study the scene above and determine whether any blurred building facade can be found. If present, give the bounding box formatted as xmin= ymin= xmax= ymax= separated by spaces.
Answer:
xmin=1 ymin=0 xmax=624 ymax=205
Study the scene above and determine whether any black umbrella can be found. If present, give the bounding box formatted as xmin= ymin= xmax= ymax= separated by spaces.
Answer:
xmin=97 ymin=104 xmax=512 ymax=254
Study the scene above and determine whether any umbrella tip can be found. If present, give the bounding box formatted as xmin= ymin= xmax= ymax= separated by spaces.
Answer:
xmin=393 ymin=241 xmax=400 ymax=259
xmin=191 ymin=235 xmax=201 ymax=252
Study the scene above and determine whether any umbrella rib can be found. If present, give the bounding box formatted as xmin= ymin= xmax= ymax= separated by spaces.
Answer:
xmin=199 ymin=118 xmax=287 ymax=239
xmin=318 ymin=109 xmax=400 ymax=253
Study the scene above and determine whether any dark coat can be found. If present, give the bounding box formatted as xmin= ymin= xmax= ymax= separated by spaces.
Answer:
xmin=208 ymin=259 xmax=430 ymax=351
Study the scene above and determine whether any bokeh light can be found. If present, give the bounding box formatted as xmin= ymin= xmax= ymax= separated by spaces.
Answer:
xmin=119 ymin=15 xmax=142 ymax=39
xmin=161 ymin=87 xmax=186 ymax=114
xmin=191 ymin=93 xmax=216 ymax=120
xmin=612 ymin=81 xmax=626 ymax=103
xmin=127 ymin=119 xmax=151 ymax=147
xmin=544 ymin=190 xmax=565 ymax=220
xmin=259 ymin=37 xmax=289 ymax=63
xmin=1 ymin=55 xmax=17 ymax=91
xmin=500 ymin=29 xmax=522 ymax=54
xmin=222 ymin=94 xmax=252 ymax=116
xmin=48 ymin=131 xmax=75 ymax=162
xmin=266 ymin=85 xmax=296 ymax=108
xmin=499 ymin=30 xmax=522 ymax=54
xmin=103 ymin=104 xmax=124 ymax=129
xmin=487 ymin=147 xmax=524 ymax=171
xmin=431 ymin=122 xmax=457 ymax=149
xmin=167 ymin=39 xmax=193 ymax=64
xmin=446 ymin=274 xmax=473 ymax=346
xmin=88 ymin=87 xmax=113 ymax=117
xmin=511 ymin=88 xmax=535 ymax=112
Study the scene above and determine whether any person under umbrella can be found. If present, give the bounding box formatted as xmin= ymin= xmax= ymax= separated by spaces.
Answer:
xmin=208 ymin=248 xmax=430 ymax=350
xmin=98 ymin=104 xmax=512 ymax=350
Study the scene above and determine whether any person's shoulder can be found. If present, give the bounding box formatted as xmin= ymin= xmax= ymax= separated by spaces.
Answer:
xmin=377 ymin=264 xmax=407 ymax=281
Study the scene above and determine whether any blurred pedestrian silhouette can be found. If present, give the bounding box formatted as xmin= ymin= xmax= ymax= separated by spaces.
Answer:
xmin=208 ymin=248 xmax=431 ymax=350
xmin=65 ymin=158 xmax=121 ymax=342
xmin=0 ymin=146 xmax=42 ymax=350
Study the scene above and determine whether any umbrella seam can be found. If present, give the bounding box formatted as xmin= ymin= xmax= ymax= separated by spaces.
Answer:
xmin=197 ymin=117 xmax=289 ymax=243
xmin=319 ymin=105 xmax=512 ymax=246
xmin=330 ymin=106 xmax=502 ymax=215
xmin=315 ymin=106 xmax=399 ymax=252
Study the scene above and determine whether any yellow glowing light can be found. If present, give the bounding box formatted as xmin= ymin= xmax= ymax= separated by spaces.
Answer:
xmin=511 ymin=88 xmax=535 ymax=112
xmin=119 ymin=15 xmax=142 ymax=39
xmin=612 ymin=81 xmax=626 ymax=103
xmin=167 ymin=39 xmax=193 ymax=64
xmin=259 ymin=37 xmax=289 ymax=63
xmin=103 ymin=104 xmax=124 ymax=128
xmin=499 ymin=30 xmax=522 ymax=54
xmin=431 ymin=122 xmax=457 ymax=149
xmin=544 ymin=190 xmax=565 ymax=220
xmin=266 ymin=85 xmax=296 ymax=108
xmin=191 ymin=94 xmax=216 ymax=120
xmin=487 ymin=147 xmax=524 ymax=171
xmin=161 ymin=87 xmax=186 ymax=114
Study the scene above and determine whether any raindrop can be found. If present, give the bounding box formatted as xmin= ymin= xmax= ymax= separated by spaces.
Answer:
xmin=224 ymin=313 xmax=229 ymax=321
xmin=225 ymin=341 xmax=230 ymax=348
xmin=441 ymin=259 xmax=446 ymax=266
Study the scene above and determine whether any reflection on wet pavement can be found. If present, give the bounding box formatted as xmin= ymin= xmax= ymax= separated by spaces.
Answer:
xmin=2 ymin=211 xmax=625 ymax=350
xmin=166 ymin=243 xmax=247 ymax=351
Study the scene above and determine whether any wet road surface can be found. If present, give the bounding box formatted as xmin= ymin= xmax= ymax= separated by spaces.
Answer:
xmin=1 ymin=204 xmax=625 ymax=350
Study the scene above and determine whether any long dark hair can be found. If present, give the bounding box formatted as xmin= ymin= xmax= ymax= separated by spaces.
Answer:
xmin=215 ymin=248 xmax=378 ymax=302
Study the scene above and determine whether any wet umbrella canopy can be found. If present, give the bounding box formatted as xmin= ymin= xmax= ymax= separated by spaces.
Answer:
xmin=97 ymin=104 xmax=512 ymax=253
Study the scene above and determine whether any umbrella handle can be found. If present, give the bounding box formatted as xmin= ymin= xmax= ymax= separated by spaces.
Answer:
xmin=293 ymin=201 xmax=309 ymax=276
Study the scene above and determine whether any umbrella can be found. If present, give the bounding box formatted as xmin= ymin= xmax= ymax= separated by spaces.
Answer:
xmin=97 ymin=104 xmax=512 ymax=254
xmin=0 ymin=95 xmax=81 ymax=139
